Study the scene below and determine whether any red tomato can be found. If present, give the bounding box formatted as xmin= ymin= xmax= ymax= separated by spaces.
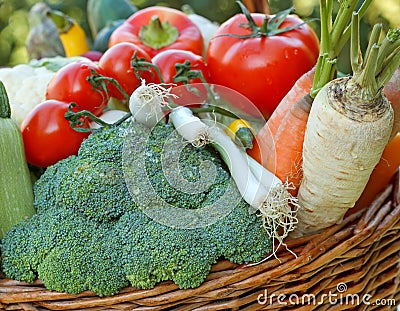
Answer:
xmin=152 ymin=49 xmax=210 ymax=106
xmin=109 ymin=6 xmax=204 ymax=58
xmin=206 ymin=12 xmax=319 ymax=118
xmin=21 ymin=100 xmax=90 ymax=168
xmin=46 ymin=61 xmax=109 ymax=116
xmin=152 ymin=49 xmax=209 ymax=84
xmin=98 ymin=42 xmax=159 ymax=99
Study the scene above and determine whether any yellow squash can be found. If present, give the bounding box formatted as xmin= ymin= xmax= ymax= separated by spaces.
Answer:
xmin=48 ymin=9 xmax=89 ymax=57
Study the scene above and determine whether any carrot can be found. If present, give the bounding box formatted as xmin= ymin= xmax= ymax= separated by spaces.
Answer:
xmin=293 ymin=17 xmax=400 ymax=237
xmin=265 ymin=66 xmax=315 ymax=139
xmin=347 ymin=133 xmax=400 ymax=216
xmin=383 ymin=66 xmax=400 ymax=138
xmin=263 ymin=94 xmax=313 ymax=195
xmin=243 ymin=0 xmax=270 ymax=14
xmin=247 ymin=66 xmax=314 ymax=164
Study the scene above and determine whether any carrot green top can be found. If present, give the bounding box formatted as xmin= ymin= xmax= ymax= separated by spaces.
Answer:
xmin=349 ymin=19 xmax=400 ymax=102
xmin=310 ymin=0 xmax=373 ymax=98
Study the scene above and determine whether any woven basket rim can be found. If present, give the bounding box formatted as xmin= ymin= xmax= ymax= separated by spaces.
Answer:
xmin=0 ymin=170 xmax=399 ymax=310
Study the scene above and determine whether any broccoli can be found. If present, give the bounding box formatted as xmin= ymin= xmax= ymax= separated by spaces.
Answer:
xmin=143 ymin=120 xmax=233 ymax=210
xmin=1 ymin=120 xmax=272 ymax=297
xmin=2 ymin=208 xmax=126 ymax=296
xmin=33 ymin=126 xmax=135 ymax=222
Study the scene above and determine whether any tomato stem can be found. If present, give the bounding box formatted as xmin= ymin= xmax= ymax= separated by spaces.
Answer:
xmin=95 ymin=75 xmax=130 ymax=100
xmin=173 ymin=60 xmax=213 ymax=98
xmin=139 ymin=15 xmax=179 ymax=50
xmin=236 ymin=1 xmax=259 ymax=33
xmin=65 ymin=103 xmax=133 ymax=132
xmin=172 ymin=60 xmax=235 ymax=111
xmin=113 ymin=111 xmax=133 ymax=126
xmin=130 ymin=51 xmax=165 ymax=83
xmin=174 ymin=60 xmax=207 ymax=85
xmin=64 ymin=103 xmax=95 ymax=133
xmin=85 ymin=69 xmax=118 ymax=106
xmin=231 ymin=1 xmax=316 ymax=38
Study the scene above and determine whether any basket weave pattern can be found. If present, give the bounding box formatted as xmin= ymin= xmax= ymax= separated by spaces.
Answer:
xmin=0 ymin=172 xmax=399 ymax=310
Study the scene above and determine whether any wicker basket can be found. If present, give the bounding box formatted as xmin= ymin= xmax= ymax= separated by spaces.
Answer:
xmin=0 ymin=170 xmax=399 ymax=310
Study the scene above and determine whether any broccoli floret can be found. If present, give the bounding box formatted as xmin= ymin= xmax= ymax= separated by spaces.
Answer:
xmin=114 ymin=210 xmax=218 ymax=289
xmin=33 ymin=123 xmax=136 ymax=222
xmin=1 ymin=208 xmax=87 ymax=281
xmin=33 ymin=155 xmax=78 ymax=214
xmin=2 ymin=208 xmax=127 ymax=296
xmin=1 ymin=120 xmax=272 ymax=296
xmin=77 ymin=122 xmax=127 ymax=163
xmin=55 ymin=158 xmax=136 ymax=222
xmin=37 ymin=216 xmax=127 ymax=296
xmin=144 ymin=122 xmax=231 ymax=210
xmin=0 ymin=218 xmax=36 ymax=282
xmin=115 ymin=201 xmax=271 ymax=289
xmin=211 ymin=200 xmax=271 ymax=263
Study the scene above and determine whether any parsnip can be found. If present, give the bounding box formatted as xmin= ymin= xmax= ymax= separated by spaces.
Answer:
xmin=293 ymin=17 xmax=400 ymax=237
xmin=296 ymin=77 xmax=393 ymax=235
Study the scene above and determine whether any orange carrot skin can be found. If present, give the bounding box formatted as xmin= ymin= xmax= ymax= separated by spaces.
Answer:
xmin=265 ymin=94 xmax=312 ymax=195
xmin=247 ymin=66 xmax=315 ymax=164
xmin=383 ymin=66 xmax=400 ymax=138
xmin=348 ymin=133 xmax=400 ymax=215
xmin=247 ymin=127 xmax=272 ymax=165
xmin=267 ymin=66 xmax=315 ymax=137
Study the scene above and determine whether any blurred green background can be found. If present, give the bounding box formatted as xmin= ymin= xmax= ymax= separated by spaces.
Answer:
xmin=0 ymin=0 xmax=399 ymax=72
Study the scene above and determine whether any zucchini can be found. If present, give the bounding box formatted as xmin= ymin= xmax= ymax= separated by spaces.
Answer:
xmin=93 ymin=19 xmax=125 ymax=53
xmin=0 ymin=80 xmax=35 ymax=239
xmin=87 ymin=0 xmax=137 ymax=38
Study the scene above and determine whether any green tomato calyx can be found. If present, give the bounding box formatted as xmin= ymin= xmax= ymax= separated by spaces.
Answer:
xmin=233 ymin=1 xmax=315 ymax=38
xmin=139 ymin=15 xmax=179 ymax=50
